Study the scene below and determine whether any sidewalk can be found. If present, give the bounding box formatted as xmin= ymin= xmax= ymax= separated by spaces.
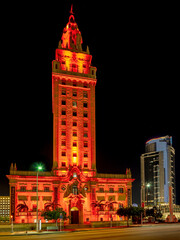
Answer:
xmin=0 ymin=230 xmax=68 ymax=237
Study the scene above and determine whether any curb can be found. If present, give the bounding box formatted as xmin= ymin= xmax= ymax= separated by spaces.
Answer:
xmin=0 ymin=231 xmax=67 ymax=237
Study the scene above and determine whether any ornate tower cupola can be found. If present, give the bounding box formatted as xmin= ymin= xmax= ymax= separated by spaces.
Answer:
xmin=52 ymin=6 xmax=97 ymax=176
xmin=61 ymin=6 xmax=83 ymax=51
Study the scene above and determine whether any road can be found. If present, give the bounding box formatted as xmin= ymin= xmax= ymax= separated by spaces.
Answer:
xmin=0 ymin=224 xmax=179 ymax=240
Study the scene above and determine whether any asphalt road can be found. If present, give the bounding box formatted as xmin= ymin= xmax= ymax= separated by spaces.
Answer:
xmin=0 ymin=224 xmax=179 ymax=240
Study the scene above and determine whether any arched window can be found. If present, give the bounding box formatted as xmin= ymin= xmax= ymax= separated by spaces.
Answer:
xmin=72 ymin=186 xmax=78 ymax=195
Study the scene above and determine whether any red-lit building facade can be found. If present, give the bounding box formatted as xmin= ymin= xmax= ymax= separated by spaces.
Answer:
xmin=7 ymin=9 xmax=134 ymax=224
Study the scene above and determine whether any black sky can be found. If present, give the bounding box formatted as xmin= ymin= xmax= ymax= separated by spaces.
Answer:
xmin=0 ymin=1 xmax=179 ymax=205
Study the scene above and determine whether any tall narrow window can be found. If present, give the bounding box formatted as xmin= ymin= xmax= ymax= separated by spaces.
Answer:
xmin=73 ymin=131 xmax=77 ymax=137
xmin=84 ymin=142 xmax=88 ymax=148
xmin=61 ymin=120 xmax=66 ymax=125
xmin=62 ymin=89 xmax=66 ymax=95
xmin=62 ymin=110 xmax=66 ymax=115
xmin=62 ymin=131 xmax=66 ymax=136
xmin=73 ymin=111 xmax=77 ymax=117
xmin=73 ymin=91 xmax=77 ymax=97
xmin=83 ymin=92 xmax=88 ymax=98
xmin=83 ymin=102 xmax=88 ymax=108
xmin=84 ymin=122 xmax=88 ymax=128
xmin=73 ymin=101 xmax=77 ymax=107
xmin=72 ymin=186 xmax=78 ymax=195
xmin=62 ymin=80 xmax=66 ymax=85
xmin=73 ymin=121 xmax=77 ymax=127
xmin=61 ymin=152 xmax=66 ymax=156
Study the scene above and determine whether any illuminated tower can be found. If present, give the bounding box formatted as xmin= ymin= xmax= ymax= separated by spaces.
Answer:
xmin=7 ymin=7 xmax=134 ymax=225
xmin=52 ymin=7 xmax=97 ymax=176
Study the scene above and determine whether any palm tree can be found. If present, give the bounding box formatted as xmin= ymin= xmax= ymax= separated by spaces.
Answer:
xmin=16 ymin=201 xmax=29 ymax=223
xmin=44 ymin=200 xmax=61 ymax=211
xmin=91 ymin=200 xmax=105 ymax=221
xmin=105 ymin=198 xmax=117 ymax=221
xmin=16 ymin=201 xmax=28 ymax=212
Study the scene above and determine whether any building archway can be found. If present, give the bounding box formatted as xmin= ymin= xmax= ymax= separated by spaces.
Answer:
xmin=71 ymin=207 xmax=79 ymax=224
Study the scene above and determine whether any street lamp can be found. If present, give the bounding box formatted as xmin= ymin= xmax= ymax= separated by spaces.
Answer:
xmin=146 ymin=183 xmax=151 ymax=207
xmin=11 ymin=215 xmax=13 ymax=233
xmin=36 ymin=165 xmax=43 ymax=232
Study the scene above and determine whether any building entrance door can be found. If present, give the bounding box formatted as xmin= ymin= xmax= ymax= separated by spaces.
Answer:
xmin=71 ymin=207 xmax=79 ymax=224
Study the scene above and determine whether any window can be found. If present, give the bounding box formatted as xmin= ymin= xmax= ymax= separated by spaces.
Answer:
xmin=84 ymin=163 xmax=88 ymax=168
xmin=62 ymin=110 xmax=66 ymax=115
xmin=83 ymin=92 xmax=88 ymax=98
xmin=109 ymin=188 xmax=114 ymax=193
xmin=118 ymin=188 xmax=124 ymax=193
xmin=83 ymin=102 xmax=88 ymax=108
xmin=99 ymin=188 xmax=104 ymax=193
xmin=62 ymin=80 xmax=66 ymax=85
xmin=43 ymin=196 xmax=52 ymax=201
xmin=62 ymin=89 xmax=66 ymax=95
xmin=62 ymin=100 xmax=66 ymax=105
xmin=72 ymin=101 xmax=77 ymax=107
xmin=32 ymin=187 xmax=37 ymax=192
xmin=61 ymin=131 xmax=66 ymax=136
xmin=73 ymin=121 xmax=77 ymax=126
xmin=73 ymin=91 xmax=77 ymax=97
xmin=72 ymin=64 xmax=77 ymax=72
xmin=44 ymin=187 xmax=50 ymax=192
xmin=73 ymin=111 xmax=77 ymax=117
xmin=20 ymin=186 xmax=26 ymax=192
xmin=73 ymin=153 xmax=77 ymax=157
xmin=84 ymin=142 xmax=88 ymax=148
xmin=62 ymin=152 xmax=66 ymax=156
xmin=83 ymin=112 xmax=88 ymax=118
xmin=84 ymin=132 xmax=88 ymax=138
xmin=61 ymin=162 xmax=66 ymax=167
xmin=73 ymin=80 xmax=77 ymax=86
xmin=73 ymin=142 xmax=77 ymax=147
xmin=73 ymin=131 xmax=77 ymax=137
xmin=83 ymin=83 xmax=88 ymax=88
xmin=84 ymin=122 xmax=88 ymax=128
xmin=61 ymin=120 xmax=66 ymax=125
xmin=84 ymin=153 xmax=88 ymax=158
xmin=72 ymin=186 xmax=78 ymax=195
xmin=61 ymin=140 xmax=66 ymax=146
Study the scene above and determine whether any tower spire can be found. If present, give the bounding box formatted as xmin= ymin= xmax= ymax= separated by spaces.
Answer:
xmin=70 ymin=4 xmax=74 ymax=15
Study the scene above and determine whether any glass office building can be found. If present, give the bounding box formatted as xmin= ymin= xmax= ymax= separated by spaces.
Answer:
xmin=141 ymin=136 xmax=176 ymax=207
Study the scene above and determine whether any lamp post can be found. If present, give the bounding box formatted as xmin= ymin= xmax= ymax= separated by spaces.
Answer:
xmin=11 ymin=215 xmax=13 ymax=233
xmin=36 ymin=166 xmax=42 ymax=232
xmin=146 ymin=183 xmax=151 ymax=207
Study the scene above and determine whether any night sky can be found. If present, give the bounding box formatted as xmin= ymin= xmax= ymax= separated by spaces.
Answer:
xmin=1 ymin=1 xmax=179 ymax=205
